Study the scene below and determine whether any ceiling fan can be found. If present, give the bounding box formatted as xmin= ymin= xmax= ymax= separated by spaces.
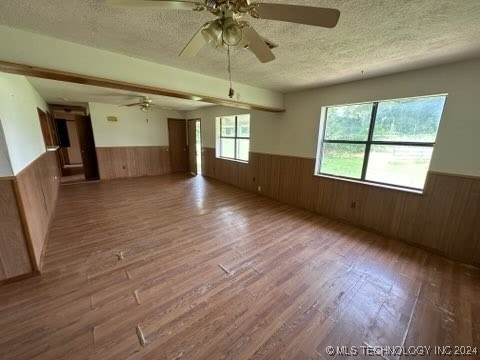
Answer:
xmin=121 ymin=96 xmax=154 ymax=112
xmin=107 ymin=0 xmax=341 ymax=63
xmin=120 ymin=96 xmax=156 ymax=122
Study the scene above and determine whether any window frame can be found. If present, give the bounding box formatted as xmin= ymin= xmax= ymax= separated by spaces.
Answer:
xmin=218 ymin=115 xmax=250 ymax=162
xmin=316 ymin=95 xmax=446 ymax=191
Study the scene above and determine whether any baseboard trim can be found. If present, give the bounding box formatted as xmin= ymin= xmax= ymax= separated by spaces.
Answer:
xmin=0 ymin=271 xmax=38 ymax=286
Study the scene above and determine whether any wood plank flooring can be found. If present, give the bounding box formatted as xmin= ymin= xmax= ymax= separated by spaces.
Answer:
xmin=0 ymin=174 xmax=479 ymax=360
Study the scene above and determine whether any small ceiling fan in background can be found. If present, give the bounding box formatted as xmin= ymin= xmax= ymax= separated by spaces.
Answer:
xmin=120 ymin=96 xmax=156 ymax=122
xmin=121 ymin=96 xmax=154 ymax=112
xmin=107 ymin=0 xmax=341 ymax=63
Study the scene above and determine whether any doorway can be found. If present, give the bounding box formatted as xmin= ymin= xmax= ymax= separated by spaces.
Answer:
xmin=51 ymin=105 xmax=99 ymax=183
xmin=187 ymin=119 xmax=202 ymax=175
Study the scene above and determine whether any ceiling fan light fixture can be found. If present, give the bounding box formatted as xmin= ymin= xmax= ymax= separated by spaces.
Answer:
xmin=222 ymin=17 xmax=242 ymax=46
xmin=201 ymin=20 xmax=223 ymax=47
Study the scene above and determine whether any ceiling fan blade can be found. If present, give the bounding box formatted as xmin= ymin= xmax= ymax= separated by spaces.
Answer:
xmin=243 ymin=26 xmax=275 ymax=63
xmin=255 ymin=3 xmax=340 ymax=28
xmin=179 ymin=24 xmax=208 ymax=58
xmin=107 ymin=0 xmax=199 ymax=10
xmin=121 ymin=102 xmax=143 ymax=107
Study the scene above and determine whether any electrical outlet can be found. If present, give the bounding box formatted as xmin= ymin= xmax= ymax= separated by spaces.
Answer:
xmin=258 ymin=186 xmax=261 ymax=192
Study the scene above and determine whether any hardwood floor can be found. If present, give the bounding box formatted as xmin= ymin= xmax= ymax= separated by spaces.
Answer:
xmin=0 ymin=174 xmax=479 ymax=360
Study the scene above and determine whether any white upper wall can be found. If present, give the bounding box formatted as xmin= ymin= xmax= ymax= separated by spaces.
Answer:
xmin=187 ymin=58 xmax=480 ymax=177
xmin=0 ymin=25 xmax=284 ymax=110
xmin=89 ymin=102 xmax=183 ymax=147
xmin=277 ymin=58 xmax=480 ymax=176
xmin=0 ymin=122 xmax=13 ymax=176
xmin=0 ymin=73 xmax=47 ymax=175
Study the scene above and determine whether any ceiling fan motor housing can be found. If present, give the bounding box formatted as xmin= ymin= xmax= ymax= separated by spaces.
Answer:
xmin=222 ymin=17 xmax=243 ymax=46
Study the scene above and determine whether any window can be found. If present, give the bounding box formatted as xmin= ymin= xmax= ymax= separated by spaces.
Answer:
xmin=217 ymin=114 xmax=250 ymax=162
xmin=316 ymin=95 xmax=447 ymax=190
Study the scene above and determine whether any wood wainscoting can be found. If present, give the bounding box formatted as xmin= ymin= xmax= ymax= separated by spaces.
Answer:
xmin=0 ymin=179 xmax=32 ymax=280
xmin=202 ymin=147 xmax=480 ymax=267
xmin=0 ymin=150 xmax=60 ymax=281
xmin=96 ymin=146 xmax=171 ymax=180
xmin=15 ymin=151 xmax=60 ymax=270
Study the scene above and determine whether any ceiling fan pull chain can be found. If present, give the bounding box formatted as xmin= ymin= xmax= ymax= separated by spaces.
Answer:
xmin=227 ymin=45 xmax=234 ymax=98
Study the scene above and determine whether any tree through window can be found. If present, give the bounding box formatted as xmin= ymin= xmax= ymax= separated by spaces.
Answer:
xmin=316 ymin=95 xmax=447 ymax=190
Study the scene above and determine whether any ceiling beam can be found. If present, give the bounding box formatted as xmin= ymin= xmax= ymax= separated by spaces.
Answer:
xmin=0 ymin=60 xmax=285 ymax=113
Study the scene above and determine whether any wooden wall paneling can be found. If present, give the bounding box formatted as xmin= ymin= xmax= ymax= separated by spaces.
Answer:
xmin=0 ymin=180 xmax=33 ymax=280
xmin=109 ymin=147 xmax=124 ymax=178
xmin=118 ymin=147 xmax=129 ymax=178
xmin=128 ymin=147 xmax=139 ymax=177
xmin=104 ymin=147 xmax=120 ymax=178
xmin=326 ymin=178 xmax=350 ymax=222
xmin=444 ymin=178 xmax=477 ymax=259
xmin=250 ymin=152 xmax=262 ymax=193
xmin=418 ymin=175 xmax=476 ymax=260
xmin=238 ymin=154 xmax=256 ymax=192
xmin=255 ymin=153 xmax=269 ymax=195
xmin=454 ymin=179 xmax=480 ymax=260
xmin=360 ymin=186 xmax=401 ymax=234
xmin=151 ymin=147 xmax=161 ymax=175
xmin=95 ymin=147 xmax=171 ymax=180
xmin=113 ymin=147 xmax=126 ymax=178
xmin=236 ymin=160 xmax=249 ymax=190
xmin=14 ymin=151 xmax=60 ymax=269
xmin=213 ymin=158 xmax=225 ymax=183
xmin=161 ymin=146 xmax=171 ymax=174
xmin=97 ymin=147 xmax=110 ymax=179
xmin=201 ymin=147 xmax=215 ymax=178
xmin=257 ymin=154 xmax=278 ymax=199
xmin=149 ymin=146 xmax=169 ymax=175
xmin=269 ymin=155 xmax=282 ymax=200
xmin=16 ymin=165 xmax=48 ymax=266
xmin=142 ymin=147 xmax=155 ymax=175
xmin=215 ymin=158 xmax=239 ymax=186
xmin=130 ymin=147 xmax=139 ymax=176
xmin=277 ymin=156 xmax=300 ymax=206
xmin=315 ymin=176 xmax=337 ymax=217
xmin=399 ymin=193 xmax=426 ymax=249
xmin=95 ymin=147 xmax=111 ymax=179
xmin=296 ymin=158 xmax=318 ymax=212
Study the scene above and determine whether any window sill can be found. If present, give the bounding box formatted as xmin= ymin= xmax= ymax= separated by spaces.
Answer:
xmin=216 ymin=156 xmax=249 ymax=164
xmin=313 ymin=173 xmax=424 ymax=195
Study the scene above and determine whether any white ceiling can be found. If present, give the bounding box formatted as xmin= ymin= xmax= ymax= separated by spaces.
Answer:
xmin=2 ymin=0 xmax=480 ymax=92
xmin=27 ymin=77 xmax=213 ymax=111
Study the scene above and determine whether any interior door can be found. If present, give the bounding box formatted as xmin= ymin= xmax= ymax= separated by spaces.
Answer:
xmin=188 ymin=119 xmax=197 ymax=175
xmin=75 ymin=115 xmax=100 ymax=181
xmin=168 ymin=118 xmax=188 ymax=173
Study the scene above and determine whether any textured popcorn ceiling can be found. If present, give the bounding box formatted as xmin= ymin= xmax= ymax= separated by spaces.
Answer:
xmin=1 ymin=0 xmax=480 ymax=92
